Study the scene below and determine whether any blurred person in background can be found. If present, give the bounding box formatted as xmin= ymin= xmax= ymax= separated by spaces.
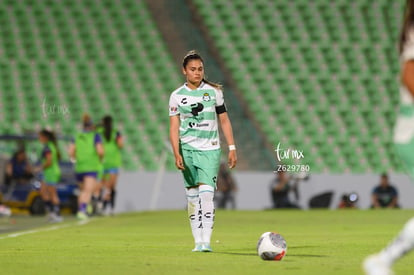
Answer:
xmin=270 ymin=170 xmax=299 ymax=209
xmin=371 ymin=173 xmax=399 ymax=209
xmin=91 ymin=150 xmax=104 ymax=216
xmin=38 ymin=129 xmax=62 ymax=223
xmin=69 ymin=114 xmax=104 ymax=220
xmin=364 ymin=1 xmax=414 ymax=274
xmin=215 ymin=161 xmax=237 ymax=209
xmin=5 ymin=148 xmax=33 ymax=185
xmin=97 ymin=115 xmax=123 ymax=216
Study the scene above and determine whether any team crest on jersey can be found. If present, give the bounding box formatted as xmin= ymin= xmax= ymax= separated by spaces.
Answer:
xmin=202 ymin=93 xmax=211 ymax=102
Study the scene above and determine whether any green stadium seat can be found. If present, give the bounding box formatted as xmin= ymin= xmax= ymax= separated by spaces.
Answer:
xmin=193 ymin=0 xmax=402 ymax=172
xmin=0 ymin=0 xmax=184 ymax=171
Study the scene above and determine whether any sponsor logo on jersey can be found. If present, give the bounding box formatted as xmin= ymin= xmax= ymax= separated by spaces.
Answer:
xmin=189 ymin=122 xmax=209 ymax=128
xmin=211 ymin=141 xmax=218 ymax=146
xmin=170 ymin=106 xmax=177 ymax=112
xmin=196 ymin=123 xmax=209 ymax=127
xmin=202 ymin=93 xmax=211 ymax=101
xmin=191 ymin=103 xmax=204 ymax=116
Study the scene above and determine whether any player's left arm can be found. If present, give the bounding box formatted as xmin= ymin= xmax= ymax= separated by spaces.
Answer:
xmin=95 ymin=134 xmax=104 ymax=160
xmin=218 ymin=112 xmax=237 ymax=169
xmin=43 ymin=152 xmax=53 ymax=169
xmin=116 ymin=132 xmax=124 ymax=149
xmin=41 ymin=146 xmax=53 ymax=169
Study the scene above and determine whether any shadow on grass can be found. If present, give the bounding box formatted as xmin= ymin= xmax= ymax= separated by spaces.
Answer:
xmin=287 ymin=254 xmax=328 ymax=257
xmin=287 ymin=245 xmax=318 ymax=249
xmin=216 ymin=252 xmax=327 ymax=258
xmin=215 ymin=245 xmax=327 ymax=258
xmin=215 ymin=251 xmax=258 ymax=257
xmin=286 ymin=245 xmax=328 ymax=257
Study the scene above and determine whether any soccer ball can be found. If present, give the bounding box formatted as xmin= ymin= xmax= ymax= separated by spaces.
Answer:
xmin=257 ymin=232 xmax=287 ymax=261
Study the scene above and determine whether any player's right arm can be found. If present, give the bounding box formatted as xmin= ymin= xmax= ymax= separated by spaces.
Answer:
xmin=169 ymin=92 xmax=184 ymax=170
xmin=169 ymin=115 xmax=184 ymax=170
xmin=371 ymin=191 xmax=380 ymax=208
xmin=402 ymin=60 xmax=414 ymax=97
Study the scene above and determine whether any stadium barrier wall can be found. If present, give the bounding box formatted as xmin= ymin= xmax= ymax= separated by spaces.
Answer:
xmin=115 ymin=171 xmax=414 ymax=213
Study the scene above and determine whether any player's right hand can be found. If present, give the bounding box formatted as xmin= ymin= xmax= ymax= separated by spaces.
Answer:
xmin=175 ymin=155 xmax=185 ymax=170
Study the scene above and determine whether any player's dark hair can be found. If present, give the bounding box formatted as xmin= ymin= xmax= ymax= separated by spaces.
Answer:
xmin=400 ymin=0 xmax=414 ymax=54
xmin=40 ymin=129 xmax=61 ymax=160
xmin=182 ymin=50 xmax=222 ymax=90
xmin=102 ymin=115 xmax=113 ymax=142
xmin=82 ymin=113 xmax=93 ymax=129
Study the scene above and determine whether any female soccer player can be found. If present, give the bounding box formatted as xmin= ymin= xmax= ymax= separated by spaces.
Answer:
xmin=98 ymin=115 xmax=123 ymax=215
xmin=38 ymin=129 xmax=62 ymax=222
xmin=169 ymin=50 xmax=237 ymax=252
xmin=364 ymin=1 xmax=414 ymax=274
xmin=69 ymin=114 xmax=104 ymax=220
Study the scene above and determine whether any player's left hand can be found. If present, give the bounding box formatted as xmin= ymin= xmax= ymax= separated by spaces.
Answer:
xmin=228 ymin=150 xmax=237 ymax=169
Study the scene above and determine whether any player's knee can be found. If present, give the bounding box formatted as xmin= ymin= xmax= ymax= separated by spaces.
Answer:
xmin=186 ymin=187 xmax=199 ymax=204
xmin=199 ymin=185 xmax=214 ymax=202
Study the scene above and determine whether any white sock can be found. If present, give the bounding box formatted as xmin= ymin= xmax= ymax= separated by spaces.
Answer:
xmin=379 ymin=217 xmax=414 ymax=266
xmin=199 ymin=185 xmax=215 ymax=245
xmin=186 ymin=187 xmax=202 ymax=244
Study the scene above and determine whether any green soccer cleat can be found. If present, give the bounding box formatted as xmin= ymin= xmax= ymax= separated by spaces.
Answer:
xmin=77 ymin=211 xmax=89 ymax=221
xmin=201 ymin=243 xmax=213 ymax=252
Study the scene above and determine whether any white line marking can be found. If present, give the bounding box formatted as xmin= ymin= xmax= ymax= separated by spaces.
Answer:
xmin=0 ymin=220 xmax=91 ymax=240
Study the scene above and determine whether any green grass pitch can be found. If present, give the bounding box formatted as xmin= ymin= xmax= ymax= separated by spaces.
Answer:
xmin=0 ymin=210 xmax=413 ymax=275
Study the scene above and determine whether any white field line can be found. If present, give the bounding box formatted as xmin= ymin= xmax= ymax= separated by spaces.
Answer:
xmin=0 ymin=220 xmax=90 ymax=240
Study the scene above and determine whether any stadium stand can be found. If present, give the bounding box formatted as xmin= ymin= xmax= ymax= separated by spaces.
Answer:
xmin=192 ymin=0 xmax=403 ymax=173
xmin=0 ymin=0 xmax=181 ymax=170
xmin=0 ymin=0 xmax=405 ymax=173
xmin=146 ymin=0 xmax=276 ymax=171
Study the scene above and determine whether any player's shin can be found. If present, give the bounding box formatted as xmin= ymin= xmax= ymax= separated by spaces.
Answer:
xmin=186 ymin=187 xmax=202 ymax=246
xmin=199 ymin=184 xmax=215 ymax=248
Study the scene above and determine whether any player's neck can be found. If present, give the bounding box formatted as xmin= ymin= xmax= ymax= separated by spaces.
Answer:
xmin=186 ymin=81 xmax=201 ymax=90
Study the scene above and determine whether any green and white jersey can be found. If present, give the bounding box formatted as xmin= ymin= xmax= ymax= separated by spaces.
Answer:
xmin=394 ymin=28 xmax=414 ymax=144
xmin=169 ymin=82 xmax=225 ymax=151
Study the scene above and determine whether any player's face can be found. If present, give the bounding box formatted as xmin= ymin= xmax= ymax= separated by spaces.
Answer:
xmin=183 ymin=59 xmax=204 ymax=88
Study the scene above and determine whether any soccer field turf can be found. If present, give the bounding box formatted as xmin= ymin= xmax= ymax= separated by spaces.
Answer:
xmin=0 ymin=210 xmax=413 ymax=275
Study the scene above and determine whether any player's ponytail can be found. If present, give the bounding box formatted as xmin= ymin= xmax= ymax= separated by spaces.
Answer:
xmin=102 ymin=115 xmax=113 ymax=142
xmin=40 ymin=129 xmax=61 ymax=160
xmin=182 ymin=50 xmax=223 ymax=90
xmin=399 ymin=0 xmax=414 ymax=54
xmin=48 ymin=130 xmax=61 ymax=161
